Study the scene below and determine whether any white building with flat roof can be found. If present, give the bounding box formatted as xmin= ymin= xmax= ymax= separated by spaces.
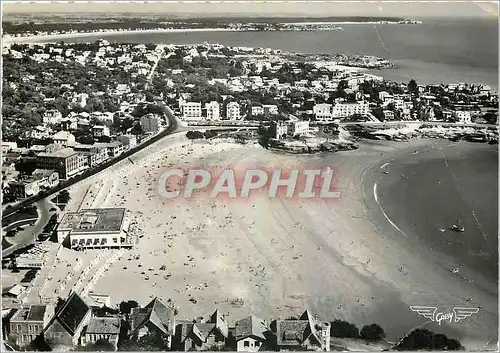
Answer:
xmin=454 ymin=110 xmax=472 ymax=124
xmin=57 ymin=208 xmax=135 ymax=249
xmin=287 ymin=120 xmax=310 ymax=137
xmin=332 ymin=102 xmax=369 ymax=118
xmin=182 ymin=102 xmax=202 ymax=120
xmin=313 ymin=104 xmax=333 ymax=122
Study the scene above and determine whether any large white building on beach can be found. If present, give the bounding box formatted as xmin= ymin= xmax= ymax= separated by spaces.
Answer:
xmin=56 ymin=208 xmax=135 ymax=250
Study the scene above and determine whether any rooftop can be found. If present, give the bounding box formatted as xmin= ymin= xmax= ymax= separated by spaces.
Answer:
xmin=130 ymin=297 xmax=176 ymax=335
xmin=37 ymin=147 xmax=77 ymax=159
xmin=87 ymin=317 xmax=121 ymax=334
xmin=54 ymin=292 xmax=91 ymax=335
xmin=11 ymin=305 xmax=47 ymax=322
xmin=235 ymin=316 xmax=268 ymax=341
xmin=58 ymin=208 xmax=126 ymax=234
xmin=53 ymin=131 xmax=74 ymax=140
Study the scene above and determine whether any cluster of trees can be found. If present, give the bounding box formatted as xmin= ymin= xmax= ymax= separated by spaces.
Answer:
xmin=56 ymin=189 xmax=71 ymax=204
xmin=2 ymin=51 xmax=136 ymax=140
xmin=186 ymin=130 xmax=219 ymax=140
xmin=395 ymin=329 xmax=464 ymax=351
xmin=159 ymin=54 xmax=244 ymax=79
xmin=329 ymin=321 xmax=464 ymax=351
xmin=330 ymin=320 xmax=386 ymax=341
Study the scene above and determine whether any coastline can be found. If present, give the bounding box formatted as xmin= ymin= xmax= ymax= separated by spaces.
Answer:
xmin=1 ymin=21 xmax=423 ymax=44
xmin=2 ymin=28 xmax=242 ymax=44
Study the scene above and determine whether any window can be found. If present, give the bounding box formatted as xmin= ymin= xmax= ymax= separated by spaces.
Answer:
xmin=113 ymin=238 xmax=118 ymax=243
xmin=255 ymin=341 xmax=261 ymax=347
xmin=244 ymin=341 xmax=249 ymax=347
xmin=17 ymin=324 xmax=22 ymax=332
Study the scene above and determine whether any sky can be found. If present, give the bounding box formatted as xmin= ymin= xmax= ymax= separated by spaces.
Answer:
xmin=2 ymin=0 xmax=499 ymax=18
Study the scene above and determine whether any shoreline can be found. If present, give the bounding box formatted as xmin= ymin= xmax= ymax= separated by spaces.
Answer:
xmin=2 ymin=28 xmax=242 ymax=44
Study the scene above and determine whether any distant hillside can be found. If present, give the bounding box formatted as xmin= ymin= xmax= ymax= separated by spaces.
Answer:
xmin=4 ymin=13 xmax=408 ymax=23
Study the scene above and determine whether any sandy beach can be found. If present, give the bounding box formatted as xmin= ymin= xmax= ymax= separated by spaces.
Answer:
xmin=32 ymin=132 xmax=496 ymax=350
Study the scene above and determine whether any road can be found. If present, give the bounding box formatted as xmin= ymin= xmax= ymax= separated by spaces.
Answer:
xmin=144 ymin=48 xmax=164 ymax=90
xmin=2 ymin=199 xmax=55 ymax=258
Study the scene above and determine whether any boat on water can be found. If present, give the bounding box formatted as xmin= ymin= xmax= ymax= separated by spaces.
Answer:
xmin=451 ymin=218 xmax=465 ymax=232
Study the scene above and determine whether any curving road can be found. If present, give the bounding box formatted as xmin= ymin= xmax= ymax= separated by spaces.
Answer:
xmin=2 ymin=198 xmax=55 ymax=258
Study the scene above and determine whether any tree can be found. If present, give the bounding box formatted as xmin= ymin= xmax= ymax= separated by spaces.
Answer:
xmin=58 ymin=190 xmax=71 ymax=204
xmin=91 ymin=339 xmax=115 ymax=351
xmin=138 ymin=332 xmax=167 ymax=351
xmin=76 ymin=135 xmax=95 ymax=145
xmin=75 ymin=339 xmax=115 ymax=351
xmin=186 ymin=131 xmax=204 ymax=139
xmin=130 ymin=123 xmax=143 ymax=136
xmin=408 ymin=79 xmax=418 ymax=94
xmin=338 ymin=80 xmax=349 ymax=90
xmin=119 ymin=300 xmax=139 ymax=315
xmin=97 ymin=136 xmax=112 ymax=143
xmin=28 ymin=334 xmax=51 ymax=351
xmin=118 ymin=340 xmax=144 ymax=351
xmin=360 ymin=323 xmax=385 ymax=341
xmin=395 ymin=329 xmax=464 ymax=351
xmin=372 ymin=106 xmax=384 ymax=121
xmin=330 ymin=320 xmax=360 ymax=338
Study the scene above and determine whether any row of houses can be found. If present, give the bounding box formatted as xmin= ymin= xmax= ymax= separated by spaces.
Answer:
xmin=2 ymin=135 xmax=136 ymax=201
xmin=4 ymin=292 xmax=331 ymax=352
xmin=43 ymin=110 xmax=164 ymax=135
